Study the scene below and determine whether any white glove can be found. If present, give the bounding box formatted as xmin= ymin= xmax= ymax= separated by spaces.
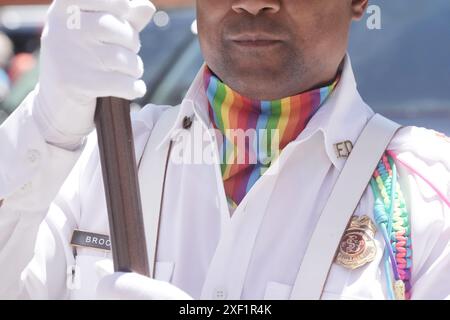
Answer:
xmin=34 ymin=0 xmax=156 ymax=149
xmin=96 ymin=272 xmax=194 ymax=300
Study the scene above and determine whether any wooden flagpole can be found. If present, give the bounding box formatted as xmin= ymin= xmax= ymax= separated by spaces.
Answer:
xmin=95 ymin=97 xmax=150 ymax=277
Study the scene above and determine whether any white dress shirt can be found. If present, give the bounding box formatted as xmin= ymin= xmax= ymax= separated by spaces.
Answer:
xmin=0 ymin=56 xmax=449 ymax=300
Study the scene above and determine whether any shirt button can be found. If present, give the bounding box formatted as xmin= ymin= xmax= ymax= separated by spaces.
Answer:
xmin=26 ymin=149 xmax=41 ymax=164
xmin=213 ymin=288 xmax=227 ymax=300
xmin=20 ymin=182 xmax=32 ymax=192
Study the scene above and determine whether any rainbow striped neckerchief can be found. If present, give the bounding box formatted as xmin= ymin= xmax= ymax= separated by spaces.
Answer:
xmin=204 ymin=67 xmax=339 ymax=209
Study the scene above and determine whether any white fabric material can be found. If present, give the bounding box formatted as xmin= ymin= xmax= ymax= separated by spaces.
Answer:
xmin=96 ymin=272 xmax=193 ymax=300
xmin=0 ymin=55 xmax=449 ymax=299
xmin=138 ymin=105 xmax=181 ymax=278
xmin=290 ymin=114 xmax=401 ymax=300
xmin=34 ymin=0 xmax=155 ymax=149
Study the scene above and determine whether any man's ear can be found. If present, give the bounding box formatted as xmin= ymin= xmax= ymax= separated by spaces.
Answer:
xmin=351 ymin=0 xmax=369 ymax=20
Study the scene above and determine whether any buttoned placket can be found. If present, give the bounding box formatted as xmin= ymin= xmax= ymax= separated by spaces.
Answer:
xmin=173 ymin=98 xmax=276 ymax=299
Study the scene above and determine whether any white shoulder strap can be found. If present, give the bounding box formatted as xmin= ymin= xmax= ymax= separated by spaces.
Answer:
xmin=138 ymin=105 xmax=180 ymax=278
xmin=290 ymin=113 xmax=401 ymax=300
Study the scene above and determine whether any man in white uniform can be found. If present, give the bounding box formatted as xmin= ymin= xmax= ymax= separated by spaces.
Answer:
xmin=0 ymin=0 xmax=449 ymax=300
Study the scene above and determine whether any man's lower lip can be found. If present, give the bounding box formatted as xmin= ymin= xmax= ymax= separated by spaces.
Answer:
xmin=231 ymin=40 xmax=282 ymax=47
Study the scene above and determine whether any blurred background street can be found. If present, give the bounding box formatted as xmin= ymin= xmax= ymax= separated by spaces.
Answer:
xmin=0 ymin=0 xmax=449 ymax=134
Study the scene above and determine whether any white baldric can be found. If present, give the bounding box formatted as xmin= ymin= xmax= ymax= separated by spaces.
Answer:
xmin=290 ymin=113 xmax=401 ymax=299
xmin=138 ymin=107 xmax=401 ymax=298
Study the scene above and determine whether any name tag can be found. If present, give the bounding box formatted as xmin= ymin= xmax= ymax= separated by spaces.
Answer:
xmin=70 ymin=230 xmax=111 ymax=251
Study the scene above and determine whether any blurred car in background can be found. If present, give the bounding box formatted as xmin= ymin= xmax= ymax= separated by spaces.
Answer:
xmin=349 ymin=0 xmax=450 ymax=135
xmin=0 ymin=4 xmax=46 ymax=52
xmin=1 ymin=0 xmax=449 ymax=134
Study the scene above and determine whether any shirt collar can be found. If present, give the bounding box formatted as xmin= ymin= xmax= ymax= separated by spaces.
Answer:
xmin=159 ymin=55 xmax=374 ymax=171
xmin=157 ymin=63 xmax=209 ymax=149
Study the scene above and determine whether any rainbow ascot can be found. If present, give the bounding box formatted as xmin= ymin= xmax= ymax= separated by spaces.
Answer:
xmin=204 ymin=67 xmax=339 ymax=209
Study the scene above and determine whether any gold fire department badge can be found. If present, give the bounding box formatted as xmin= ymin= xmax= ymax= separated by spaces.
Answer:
xmin=335 ymin=215 xmax=377 ymax=270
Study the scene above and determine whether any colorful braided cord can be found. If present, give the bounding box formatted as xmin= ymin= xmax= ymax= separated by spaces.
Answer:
xmin=371 ymin=152 xmax=412 ymax=299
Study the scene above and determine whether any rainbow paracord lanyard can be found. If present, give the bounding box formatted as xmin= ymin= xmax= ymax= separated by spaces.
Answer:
xmin=370 ymin=152 xmax=412 ymax=300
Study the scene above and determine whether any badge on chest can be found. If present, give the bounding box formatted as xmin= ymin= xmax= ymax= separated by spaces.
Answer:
xmin=335 ymin=215 xmax=377 ymax=270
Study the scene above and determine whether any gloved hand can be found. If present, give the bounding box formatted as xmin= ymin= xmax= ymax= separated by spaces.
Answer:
xmin=96 ymin=272 xmax=194 ymax=300
xmin=33 ymin=0 xmax=156 ymax=149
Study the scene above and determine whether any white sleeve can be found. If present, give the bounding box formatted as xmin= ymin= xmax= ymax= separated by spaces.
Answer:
xmin=0 ymin=98 xmax=171 ymax=299
xmin=389 ymin=126 xmax=450 ymax=299
xmin=0 ymin=91 xmax=84 ymax=299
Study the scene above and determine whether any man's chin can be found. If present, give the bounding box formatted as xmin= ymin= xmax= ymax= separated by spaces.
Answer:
xmin=227 ymin=65 xmax=283 ymax=84
xmin=222 ymin=73 xmax=287 ymax=100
